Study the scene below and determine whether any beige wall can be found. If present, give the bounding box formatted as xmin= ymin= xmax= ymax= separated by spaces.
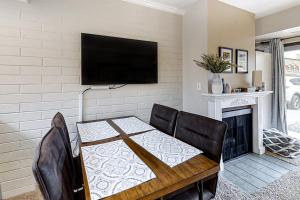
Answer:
xmin=0 ymin=0 xmax=182 ymax=198
xmin=182 ymin=0 xmax=208 ymax=115
xmin=208 ymin=0 xmax=256 ymax=88
xmin=182 ymin=0 xmax=256 ymax=116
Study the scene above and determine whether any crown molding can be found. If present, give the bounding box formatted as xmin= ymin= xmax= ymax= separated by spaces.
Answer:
xmin=122 ymin=0 xmax=185 ymax=15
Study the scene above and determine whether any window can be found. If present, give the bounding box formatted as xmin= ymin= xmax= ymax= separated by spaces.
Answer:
xmin=284 ymin=48 xmax=300 ymax=139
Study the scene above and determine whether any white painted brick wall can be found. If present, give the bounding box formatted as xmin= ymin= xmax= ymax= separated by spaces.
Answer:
xmin=0 ymin=104 xmax=19 ymax=114
xmin=0 ymin=85 xmax=20 ymax=94
xmin=0 ymin=47 xmax=20 ymax=56
xmin=0 ymin=0 xmax=183 ymax=198
xmin=0 ymin=56 xmax=42 ymax=66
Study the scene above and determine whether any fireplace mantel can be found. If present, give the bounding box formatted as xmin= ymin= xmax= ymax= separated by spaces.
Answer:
xmin=202 ymin=91 xmax=273 ymax=155
xmin=202 ymin=91 xmax=273 ymax=100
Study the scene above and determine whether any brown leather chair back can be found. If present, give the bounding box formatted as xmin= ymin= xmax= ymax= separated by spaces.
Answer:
xmin=150 ymin=104 xmax=178 ymax=136
xmin=51 ymin=112 xmax=72 ymax=158
xmin=175 ymin=111 xmax=227 ymax=163
xmin=32 ymin=127 xmax=75 ymax=200
xmin=168 ymin=111 xmax=227 ymax=200
xmin=51 ymin=112 xmax=83 ymax=190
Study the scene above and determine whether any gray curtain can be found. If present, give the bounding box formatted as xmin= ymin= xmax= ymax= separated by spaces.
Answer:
xmin=270 ymin=39 xmax=288 ymax=133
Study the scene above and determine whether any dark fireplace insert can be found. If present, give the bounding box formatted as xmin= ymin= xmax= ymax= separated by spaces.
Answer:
xmin=222 ymin=106 xmax=253 ymax=162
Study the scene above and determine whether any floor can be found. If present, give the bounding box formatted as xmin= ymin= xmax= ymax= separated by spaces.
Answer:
xmin=222 ymin=153 xmax=298 ymax=194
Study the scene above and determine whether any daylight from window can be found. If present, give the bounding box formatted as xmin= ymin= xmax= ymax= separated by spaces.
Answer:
xmin=285 ymin=50 xmax=300 ymax=139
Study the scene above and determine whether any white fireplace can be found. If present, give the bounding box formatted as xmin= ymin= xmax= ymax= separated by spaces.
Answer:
xmin=202 ymin=91 xmax=273 ymax=164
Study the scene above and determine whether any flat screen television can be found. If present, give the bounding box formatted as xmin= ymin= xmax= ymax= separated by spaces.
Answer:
xmin=81 ymin=33 xmax=158 ymax=85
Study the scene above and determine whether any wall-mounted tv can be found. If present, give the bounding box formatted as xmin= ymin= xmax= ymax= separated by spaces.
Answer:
xmin=81 ymin=33 xmax=158 ymax=85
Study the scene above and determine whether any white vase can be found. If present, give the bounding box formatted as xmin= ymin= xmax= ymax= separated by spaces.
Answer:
xmin=211 ymin=73 xmax=223 ymax=94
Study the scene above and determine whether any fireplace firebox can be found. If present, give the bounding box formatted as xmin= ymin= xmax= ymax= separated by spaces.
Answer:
xmin=222 ymin=107 xmax=253 ymax=162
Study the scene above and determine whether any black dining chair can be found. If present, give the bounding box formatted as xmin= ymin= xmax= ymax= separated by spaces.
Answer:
xmin=166 ymin=111 xmax=227 ymax=200
xmin=150 ymin=104 xmax=178 ymax=136
xmin=51 ymin=113 xmax=73 ymax=158
xmin=32 ymin=127 xmax=81 ymax=200
xmin=51 ymin=112 xmax=83 ymax=191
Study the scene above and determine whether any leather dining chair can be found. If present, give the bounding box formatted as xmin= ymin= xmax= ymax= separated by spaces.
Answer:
xmin=32 ymin=127 xmax=79 ymax=200
xmin=167 ymin=111 xmax=227 ymax=200
xmin=150 ymin=104 xmax=178 ymax=136
xmin=51 ymin=112 xmax=83 ymax=192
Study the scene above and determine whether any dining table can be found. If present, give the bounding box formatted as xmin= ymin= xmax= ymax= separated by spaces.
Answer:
xmin=76 ymin=116 xmax=220 ymax=200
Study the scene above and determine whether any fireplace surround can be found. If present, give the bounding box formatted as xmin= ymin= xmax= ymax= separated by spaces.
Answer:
xmin=202 ymin=91 xmax=273 ymax=168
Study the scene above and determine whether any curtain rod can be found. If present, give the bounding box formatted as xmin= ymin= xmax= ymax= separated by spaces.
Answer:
xmin=256 ymin=35 xmax=300 ymax=44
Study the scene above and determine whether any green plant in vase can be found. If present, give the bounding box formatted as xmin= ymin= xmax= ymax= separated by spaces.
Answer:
xmin=194 ymin=54 xmax=235 ymax=94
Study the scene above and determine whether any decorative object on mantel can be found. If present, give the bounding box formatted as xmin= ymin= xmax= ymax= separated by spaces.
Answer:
xmin=222 ymin=78 xmax=225 ymax=93
xmin=252 ymin=70 xmax=263 ymax=91
xmin=262 ymin=82 xmax=266 ymax=91
xmin=212 ymin=74 xmax=223 ymax=94
xmin=194 ymin=54 xmax=235 ymax=94
xmin=236 ymin=49 xmax=248 ymax=73
xmin=219 ymin=47 xmax=234 ymax=73
xmin=233 ymin=88 xmax=242 ymax=93
xmin=225 ymin=83 xmax=232 ymax=93
xmin=247 ymin=87 xmax=256 ymax=93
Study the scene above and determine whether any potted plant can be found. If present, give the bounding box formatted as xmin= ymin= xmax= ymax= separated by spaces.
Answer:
xmin=194 ymin=54 xmax=235 ymax=94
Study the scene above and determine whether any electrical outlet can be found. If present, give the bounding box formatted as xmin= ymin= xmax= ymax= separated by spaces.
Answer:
xmin=196 ymin=83 xmax=202 ymax=91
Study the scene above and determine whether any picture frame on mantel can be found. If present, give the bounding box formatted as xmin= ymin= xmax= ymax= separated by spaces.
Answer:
xmin=236 ymin=49 xmax=248 ymax=73
xmin=219 ymin=47 xmax=233 ymax=73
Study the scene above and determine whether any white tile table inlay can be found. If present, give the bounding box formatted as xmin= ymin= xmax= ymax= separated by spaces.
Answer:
xmin=112 ymin=117 xmax=155 ymax=134
xmin=131 ymin=130 xmax=202 ymax=167
xmin=81 ymin=140 xmax=156 ymax=200
xmin=77 ymin=121 xmax=120 ymax=143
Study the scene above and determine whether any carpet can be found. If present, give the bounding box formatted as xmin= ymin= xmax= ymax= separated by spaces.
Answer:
xmin=251 ymin=166 xmax=300 ymax=200
xmin=213 ymin=176 xmax=250 ymax=200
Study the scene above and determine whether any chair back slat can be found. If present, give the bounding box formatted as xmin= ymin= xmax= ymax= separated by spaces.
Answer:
xmin=150 ymin=104 xmax=178 ymax=136
xmin=175 ymin=111 xmax=227 ymax=163
xmin=51 ymin=112 xmax=73 ymax=157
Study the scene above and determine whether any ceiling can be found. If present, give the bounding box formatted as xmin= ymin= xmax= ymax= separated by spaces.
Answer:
xmin=122 ymin=0 xmax=198 ymax=14
xmin=17 ymin=0 xmax=29 ymax=2
xmin=18 ymin=0 xmax=300 ymax=18
xmin=146 ymin=0 xmax=198 ymax=9
xmin=124 ymin=0 xmax=300 ymax=17
xmin=219 ymin=0 xmax=300 ymax=18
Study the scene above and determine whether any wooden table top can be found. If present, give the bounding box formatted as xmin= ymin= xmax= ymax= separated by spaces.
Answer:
xmin=78 ymin=117 xmax=220 ymax=200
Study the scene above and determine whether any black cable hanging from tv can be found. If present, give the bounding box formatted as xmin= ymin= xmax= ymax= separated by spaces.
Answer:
xmin=109 ymin=84 xmax=127 ymax=90
xmin=81 ymin=84 xmax=127 ymax=97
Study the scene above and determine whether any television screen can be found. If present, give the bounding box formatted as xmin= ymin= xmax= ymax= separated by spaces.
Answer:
xmin=81 ymin=33 xmax=158 ymax=85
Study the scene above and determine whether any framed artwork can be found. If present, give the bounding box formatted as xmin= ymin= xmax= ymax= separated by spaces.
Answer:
xmin=219 ymin=47 xmax=233 ymax=73
xmin=236 ymin=49 xmax=248 ymax=73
